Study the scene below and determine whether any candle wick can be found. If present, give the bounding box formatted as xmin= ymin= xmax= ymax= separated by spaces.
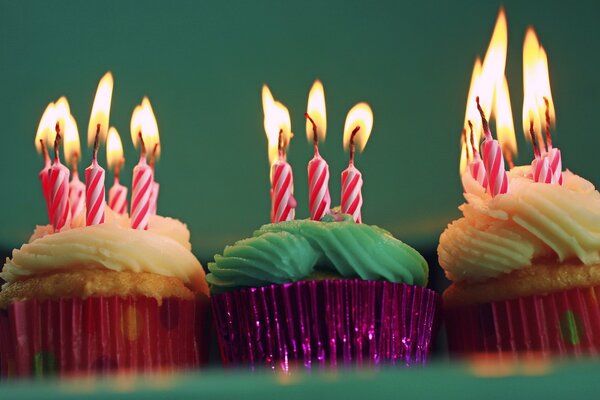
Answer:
xmin=529 ymin=120 xmax=540 ymax=159
xmin=54 ymin=131 xmax=62 ymax=162
xmin=278 ymin=129 xmax=285 ymax=158
xmin=40 ymin=139 xmax=50 ymax=164
xmin=93 ymin=124 xmax=101 ymax=163
xmin=544 ymin=97 xmax=553 ymax=149
xmin=150 ymin=143 xmax=159 ymax=169
xmin=475 ymin=96 xmax=492 ymax=141
xmin=304 ymin=112 xmax=319 ymax=146
xmin=349 ymin=126 xmax=360 ymax=164
xmin=467 ymin=120 xmax=478 ymax=158
xmin=138 ymin=131 xmax=147 ymax=162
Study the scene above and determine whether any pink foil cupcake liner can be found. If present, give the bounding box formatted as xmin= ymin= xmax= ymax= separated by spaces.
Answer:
xmin=211 ymin=279 xmax=440 ymax=370
xmin=0 ymin=295 xmax=211 ymax=378
xmin=446 ymin=285 xmax=600 ymax=358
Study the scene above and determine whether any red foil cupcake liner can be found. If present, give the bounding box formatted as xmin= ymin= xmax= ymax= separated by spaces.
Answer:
xmin=211 ymin=279 xmax=440 ymax=370
xmin=0 ymin=295 xmax=211 ymax=378
xmin=446 ymin=285 xmax=600 ymax=358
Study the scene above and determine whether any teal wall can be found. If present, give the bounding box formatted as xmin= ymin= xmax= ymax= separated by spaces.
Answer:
xmin=1 ymin=0 xmax=599 ymax=261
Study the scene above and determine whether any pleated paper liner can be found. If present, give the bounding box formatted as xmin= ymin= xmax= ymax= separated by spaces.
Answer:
xmin=211 ymin=279 xmax=440 ymax=371
xmin=0 ymin=295 xmax=211 ymax=378
xmin=445 ymin=285 xmax=600 ymax=358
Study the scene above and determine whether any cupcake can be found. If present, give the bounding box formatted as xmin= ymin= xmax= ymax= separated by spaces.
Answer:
xmin=0 ymin=209 xmax=210 ymax=377
xmin=207 ymin=211 xmax=440 ymax=370
xmin=438 ymin=167 xmax=600 ymax=358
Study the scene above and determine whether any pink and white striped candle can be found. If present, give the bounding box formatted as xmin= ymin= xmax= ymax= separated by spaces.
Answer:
xmin=305 ymin=113 xmax=330 ymax=221
xmin=38 ymin=140 xmax=52 ymax=222
xmin=341 ymin=162 xmax=363 ymax=223
xmin=271 ymin=149 xmax=296 ymax=223
xmin=85 ymin=131 xmax=106 ymax=225
xmin=477 ymin=97 xmax=509 ymax=196
xmin=68 ymin=171 xmax=86 ymax=222
xmin=149 ymin=182 xmax=159 ymax=215
xmin=466 ymin=121 xmax=488 ymax=188
xmin=131 ymin=135 xmax=154 ymax=230
xmin=546 ymin=147 xmax=562 ymax=185
xmin=108 ymin=178 xmax=128 ymax=215
xmin=532 ymin=157 xmax=552 ymax=184
xmin=49 ymin=134 xmax=71 ymax=231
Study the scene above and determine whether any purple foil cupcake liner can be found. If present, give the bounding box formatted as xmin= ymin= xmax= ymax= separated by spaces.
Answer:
xmin=211 ymin=279 xmax=440 ymax=371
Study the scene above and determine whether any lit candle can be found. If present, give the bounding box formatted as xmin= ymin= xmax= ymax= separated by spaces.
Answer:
xmin=305 ymin=80 xmax=331 ymax=221
xmin=466 ymin=121 xmax=488 ymax=188
xmin=49 ymin=130 xmax=71 ymax=232
xmin=140 ymin=97 xmax=160 ymax=215
xmin=477 ymin=97 xmax=509 ymax=196
xmin=341 ymin=103 xmax=373 ymax=223
xmin=107 ymin=127 xmax=128 ymax=214
xmin=523 ymin=28 xmax=562 ymax=185
xmin=130 ymin=102 xmax=155 ymax=230
xmin=34 ymin=103 xmax=56 ymax=221
xmin=494 ymin=76 xmax=517 ymax=169
xmin=62 ymin=104 xmax=86 ymax=225
xmin=262 ymin=85 xmax=296 ymax=222
xmin=85 ymin=72 xmax=113 ymax=226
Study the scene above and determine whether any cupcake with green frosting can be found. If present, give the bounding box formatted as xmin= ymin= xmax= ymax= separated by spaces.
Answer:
xmin=208 ymin=211 xmax=440 ymax=370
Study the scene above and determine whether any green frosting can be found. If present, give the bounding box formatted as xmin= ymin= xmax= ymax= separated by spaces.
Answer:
xmin=207 ymin=213 xmax=428 ymax=293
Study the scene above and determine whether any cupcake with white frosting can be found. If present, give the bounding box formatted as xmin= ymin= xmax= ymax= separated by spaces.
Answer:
xmin=438 ymin=166 xmax=600 ymax=357
xmin=0 ymin=209 xmax=209 ymax=377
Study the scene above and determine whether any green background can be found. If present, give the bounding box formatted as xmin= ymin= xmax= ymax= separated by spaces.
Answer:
xmin=1 ymin=0 xmax=599 ymax=263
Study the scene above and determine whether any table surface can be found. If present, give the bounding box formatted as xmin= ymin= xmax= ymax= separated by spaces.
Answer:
xmin=1 ymin=358 xmax=598 ymax=400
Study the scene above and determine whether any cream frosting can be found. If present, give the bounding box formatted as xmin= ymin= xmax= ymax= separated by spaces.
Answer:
xmin=438 ymin=167 xmax=600 ymax=283
xmin=1 ymin=208 xmax=206 ymax=293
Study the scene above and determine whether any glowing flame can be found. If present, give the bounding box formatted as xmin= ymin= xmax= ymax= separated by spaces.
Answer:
xmin=262 ymin=84 xmax=292 ymax=166
xmin=106 ymin=127 xmax=125 ymax=171
xmin=343 ymin=103 xmax=373 ymax=152
xmin=87 ymin=71 xmax=114 ymax=146
xmin=479 ymin=7 xmax=508 ymax=119
xmin=461 ymin=58 xmax=482 ymax=172
xmin=522 ymin=27 xmax=555 ymax=146
xmin=130 ymin=97 xmax=160 ymax=158
xmin=306 ymin=79 xmax=327 ymax=143
xmin=54 ymin=97 xmax=71 ymax=137
xmin=494 ymin=76 xmax=517 ymax=159
xmin=35 ymin=102 xmax=56 ymax=153
xmin=63 ymin=114 xmax=81 ymax=166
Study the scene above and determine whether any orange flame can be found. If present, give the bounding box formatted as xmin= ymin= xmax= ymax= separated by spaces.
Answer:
xmin=262 ymin=84 xmax=292 ymax=166
xmin=343 ymin=103 xmax=373 ymax=152
xmin=306 ymin=80 xmax=327 ymax=143
xmin=87 ymin=72 xmax=114 ymax=146
xmin=106 ymin=127 xmax=125 ymax=171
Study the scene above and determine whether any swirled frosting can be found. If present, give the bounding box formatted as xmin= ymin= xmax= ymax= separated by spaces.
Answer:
xmin=1 ymin=210 xmax=207 ymax=294
xmin=207 ymin=213 xmax=428 ymax=293
xmin=438 ymin=167 xmax=600 ymax=283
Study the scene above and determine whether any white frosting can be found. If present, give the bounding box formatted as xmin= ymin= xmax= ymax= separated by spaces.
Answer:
xmin=2 ymin=210 xmax=206 ymax=293
xmin=438 ymin=167 xmax=600 ymax=283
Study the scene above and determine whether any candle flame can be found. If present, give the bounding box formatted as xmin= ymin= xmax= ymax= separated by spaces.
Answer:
xmin=479 ymin=7 xmax=508 ymax=119
xmin=107 ymin=127 xmax=125 ymax=171
xmin=306 ymin=79 xmax=327 ymax=143
xmin=494 ymin=76 xmax=517 ymax=159
xmin=87 ymin=71 xmax=114 ymax=146
xmin=461 ymin=58 xmax=483 ymax=172
xmin=522 ymin=27 xmax=554 ymax=145
xmin=63 ymin=113 xmax=81 ymax=165
xmin=35 ymin=102 xmax=56 ymax=153
xmin=262 ymin=84 xmax=292 ymax=165
xmin=343 ymin=103 xmax=373 ymax=152
xmin=54 ymin=97 xmax=71 ymax=138
xmin=130 ymin=97 xmax=160 ymax=158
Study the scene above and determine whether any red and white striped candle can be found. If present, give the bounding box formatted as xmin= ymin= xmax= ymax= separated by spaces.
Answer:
xmin=108 ymin=178 xmax=128 ymax=215
xmin=546 ymin=147 xmax=562 ymax=185
xmin=477 ymin=97 xmax=509 ymax=196
xmin=49 ymin=134 xmax=71 ymax=232
xmin=69 ymin=172 xmax=86 ymax=221
xmin=271 ymin=143 xmax=296 ymax=223
xmin=341 ymin=162 xmax=363 ymax=223
xmin=85 ymin=131 xmax=106 ymax=226
xmin=131 ymin=134 xmax=154 ymax=230
xmin=38 ymin=141 xmax=52 ymax=221
xmin=341 ymin=103 xmax=373 ymax=223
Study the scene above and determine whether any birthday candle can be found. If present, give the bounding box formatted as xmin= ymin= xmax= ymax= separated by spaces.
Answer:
xmin=49 ymin=133 xmax=71 ymax=231
xmin=107 ymin=127 xmax=128 ymax=214
xmin=477 ymin=97 xmax=509 ymax=196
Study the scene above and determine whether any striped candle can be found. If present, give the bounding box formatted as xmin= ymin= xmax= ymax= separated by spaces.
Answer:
xmin=466 ymin=122 xmax=488 ymax=188
xmin=108 ymin=178 xmax=128 ymax=215
xmin=546 ymin=147 xmax=562 ymax=185
xmin=49 ymin=136 xmax=71 ymax=232
xmin=477 ymin=97 xmax=509 ymax=196
xmin=308 ymin=150 xmax=330 ymax=221
xmin=341 ymin=163 xmax=363 ymax=223
xmin=68 ymin=171 xmax=86 ymax=222
xmin=85 ymin=158 xmax=106 ymax=225
xmin=38 ymin=140 xmax=52 ymax=222
xmin=271 ymin=157 xmax=296 ymax=223
xmin=131 ymin=153 xmax=153 ymax=230
xmin=149 ymin=181 xmax=160 ymax=215
xmin=532 ymin=157 xmax=552 ymax=184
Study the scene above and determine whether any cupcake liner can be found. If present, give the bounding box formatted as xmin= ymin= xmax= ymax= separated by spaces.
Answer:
xmin=0 ymin=295 xmax=211 ymax=378
xmin=211 ymin=279 xmax=440 ymax=371
xmin=445 ymin=285 xmax=600 ymax=358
